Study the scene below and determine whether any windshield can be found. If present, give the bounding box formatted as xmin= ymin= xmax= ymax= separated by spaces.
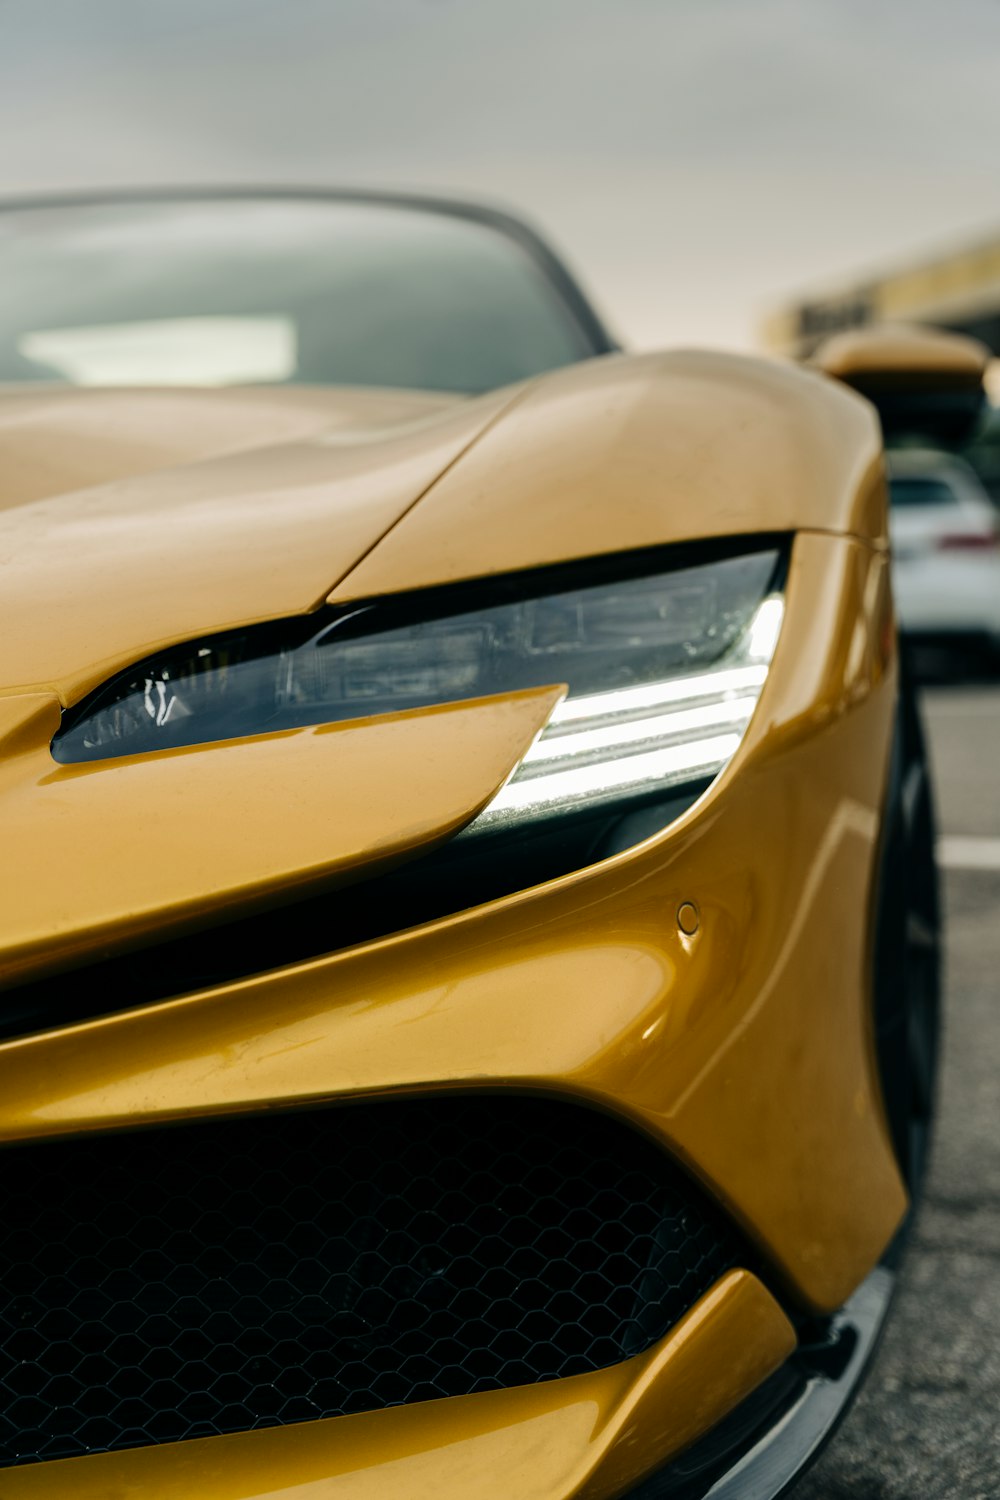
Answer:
xmin=0 ymin=197 xmax=596 ymax=394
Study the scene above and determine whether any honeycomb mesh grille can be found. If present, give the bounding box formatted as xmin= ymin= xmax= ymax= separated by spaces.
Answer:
xmin=0 ymin=1097 xmax=742 ymax=1467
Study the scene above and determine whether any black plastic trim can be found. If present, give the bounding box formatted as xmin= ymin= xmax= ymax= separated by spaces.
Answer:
xmin=622 ymin=1264 xmax=896 ymax=1499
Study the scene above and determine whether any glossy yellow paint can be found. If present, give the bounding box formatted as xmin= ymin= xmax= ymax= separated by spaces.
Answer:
xmin=0 ymin=530 xmax=904 ymax=1313
xmin=330 ymin=349 xmax=887 ymax=605
xmin=0 ymin=1271 xmax=794 ymax=1500
xmin=0 ymin=349 xmax=902 ymax=1489
xmin=0 ymin=686 xmax=561 ymax=987
xmin=0 ymin=385 xmax=505 ymax=702
xmin=0 ymin=351 xmax=883 ymax=706
xmin=0 ymin=383 xmax=455 ymax=509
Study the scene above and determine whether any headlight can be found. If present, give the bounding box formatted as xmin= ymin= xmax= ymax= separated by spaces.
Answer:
xmin=54 ymin=547 xmax=785 ymax=833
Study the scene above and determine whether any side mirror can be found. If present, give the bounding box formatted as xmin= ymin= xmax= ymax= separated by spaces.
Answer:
xmin=811 ymin=323 xmax=990 ymax=448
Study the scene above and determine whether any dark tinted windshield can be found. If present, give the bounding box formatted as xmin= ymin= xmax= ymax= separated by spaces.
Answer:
xmin=0 ymin=197 xmax=597 ymax=394
xmin=888 ymin=476 xmax=960 ymax=508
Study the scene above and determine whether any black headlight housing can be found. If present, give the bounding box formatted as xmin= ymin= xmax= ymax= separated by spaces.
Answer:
xmin=55 ymin=545 xmax=786 ymax=815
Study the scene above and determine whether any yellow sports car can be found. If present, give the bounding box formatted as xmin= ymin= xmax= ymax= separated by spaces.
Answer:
xmin=0 ymin=192 xmax=955 ymax=1498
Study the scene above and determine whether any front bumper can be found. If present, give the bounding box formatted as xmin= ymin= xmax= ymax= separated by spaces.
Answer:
xmin=0 ymin=531 xmax=905 ymax=1497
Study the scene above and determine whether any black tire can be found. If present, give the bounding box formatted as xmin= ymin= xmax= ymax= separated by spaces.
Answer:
xmin=872 ymin=653 xmax=942 ymax=1199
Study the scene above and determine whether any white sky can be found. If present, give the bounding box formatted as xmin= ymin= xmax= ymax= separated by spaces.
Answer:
xmin=3 ymin=0 xmax=1000 ymax=350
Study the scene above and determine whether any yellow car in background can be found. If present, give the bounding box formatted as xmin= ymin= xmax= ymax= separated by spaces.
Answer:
xmin=0 ymin=193 xmax=946 ymax=1498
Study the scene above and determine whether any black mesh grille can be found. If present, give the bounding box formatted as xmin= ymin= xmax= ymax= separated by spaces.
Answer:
xmin=0 ymin=1097 xmax=742 ymax=1467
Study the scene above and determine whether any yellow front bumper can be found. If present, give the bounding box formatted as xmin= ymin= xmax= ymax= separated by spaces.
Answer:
xmin=0 ymin=530 xmax=905 ymax=1496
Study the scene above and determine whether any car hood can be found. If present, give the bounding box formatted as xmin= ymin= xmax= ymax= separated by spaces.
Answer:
xmin=0 ymin=353 xmax=887 ymax=990
xmin=0 ymin=382 xmax=509 ymax=702
xmin=0 ymin=352 xmax=884 ymax=706
xmin=331 ymin=351 xmax=886 ymax=605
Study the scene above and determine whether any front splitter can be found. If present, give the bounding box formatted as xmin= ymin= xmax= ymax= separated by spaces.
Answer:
xmin=624 ymin=1264 xmax=896 ymax=1499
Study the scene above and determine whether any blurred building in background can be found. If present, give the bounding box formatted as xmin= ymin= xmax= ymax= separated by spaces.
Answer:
xmin=761 ymin=230 xmax=1000 ymax=361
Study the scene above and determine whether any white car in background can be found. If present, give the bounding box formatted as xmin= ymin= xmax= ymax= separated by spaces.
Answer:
xmin=887 ymin=448 xmax=1000 ymax=662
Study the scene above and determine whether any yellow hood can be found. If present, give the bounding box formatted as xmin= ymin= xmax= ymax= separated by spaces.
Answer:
xmin=0 ymin=351 xmax=883 ymax=708
xmin=0 ymin=382 xmax=506 ymax=702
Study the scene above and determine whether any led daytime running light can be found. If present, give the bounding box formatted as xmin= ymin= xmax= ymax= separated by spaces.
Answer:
xmin=471 ymin=595 xmax=784 ymax=831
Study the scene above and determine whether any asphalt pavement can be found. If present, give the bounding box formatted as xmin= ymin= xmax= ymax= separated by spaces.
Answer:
xmin=793 ymin=682 xmax=1000 ymax=1499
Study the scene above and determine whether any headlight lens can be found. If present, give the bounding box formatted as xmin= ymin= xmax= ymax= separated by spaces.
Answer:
xmin=54 ymin=547 xmax=785 ymax=831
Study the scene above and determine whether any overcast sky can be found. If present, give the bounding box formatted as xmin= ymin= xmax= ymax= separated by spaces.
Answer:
xmin=3 ymin=0 xmax=999 ymax=349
